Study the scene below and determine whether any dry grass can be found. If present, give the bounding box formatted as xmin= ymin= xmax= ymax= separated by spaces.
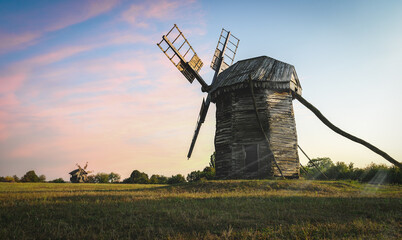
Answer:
xmin=0 ymin=180 xmax=401 ymax=239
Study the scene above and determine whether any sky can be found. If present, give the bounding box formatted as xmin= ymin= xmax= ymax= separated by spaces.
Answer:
xmin=0 ymin=0 xmax=401 ymax=181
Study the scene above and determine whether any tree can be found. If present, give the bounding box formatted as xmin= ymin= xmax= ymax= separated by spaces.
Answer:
xmin=108 ymin=172 xmax=121 ymax=183
xmin=129 ymin=170 xmax=149 ymax=184
xmin=149 ymin=174 xmax=168 ymax=184
xmin=95 ymin=173 xmax=109 ymax=183
xmin=21 ymin=170 xmax=40 ymax=182
xmin=13 ymin=175 xmax=20 ymax=182
xmin=157 ymin=175 xmax=168 ymax=184
xmin=187 ymin=170 xmax=202 ymax=182
xmin=39 ymin=174 xmax=46 ymax=182
xmin=167 ymin=174 xmax=186 ymax=184
xmin=209 ymin=152 xmax=216 ymax=169
xmin=307 ymin=157 xmax=333 ymax=170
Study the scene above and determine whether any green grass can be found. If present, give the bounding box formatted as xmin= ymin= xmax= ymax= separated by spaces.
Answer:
xmin=0 ymin=180 xmax=401 ymax=239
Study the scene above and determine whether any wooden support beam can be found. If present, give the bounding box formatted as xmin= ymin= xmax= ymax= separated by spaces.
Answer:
xmin=295 ymin=94 xmax=402 ymax=169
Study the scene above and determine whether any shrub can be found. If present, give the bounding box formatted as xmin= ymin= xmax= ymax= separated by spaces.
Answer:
xmin=122 ymin=177 xmax=131 ymax=183
xmin=167 ymin=174 xmax=186 ymax=184
xmin=4 ymin=176 xmax=15 ymax=182
xmin=87 ymin=175 xmax=96 ymax=183
xmin=202 ymin=167 xmax=215 ymax=180
xmin=187 ymin=167 xmax=215 ymax=182
xmin=50 ymin=178 xmax=65 ymax=183
xmin=187 ymin=170 xmax=203 ymax=182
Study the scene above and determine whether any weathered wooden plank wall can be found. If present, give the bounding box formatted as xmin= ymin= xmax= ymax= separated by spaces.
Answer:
xmin=215 ymin=93 xmax=233 ymax=179
xmin=266 ymin=90 xmax=299 ymax=177
xmin=215 ymin=88 xmax=299 ymax=179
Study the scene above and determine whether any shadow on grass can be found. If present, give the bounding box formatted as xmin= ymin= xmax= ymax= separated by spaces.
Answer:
xmin=1 ymin=193 xmax=400 ymax=239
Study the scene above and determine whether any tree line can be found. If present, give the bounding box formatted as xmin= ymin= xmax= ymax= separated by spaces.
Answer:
xmin=0 ymin=170 xmax=121 ymax=183
xmin=301 ymin=157 xmax=401 ymax=184
xmin=1 ymin=155 xmax=400 ymax=184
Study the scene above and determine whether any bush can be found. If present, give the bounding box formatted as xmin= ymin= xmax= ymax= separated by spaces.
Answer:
xmin=187 ymin=167 xmax=215 ymax=182
xmin=0 ymin=176 xmax=21 ymax=182
xmin=87 ymin=175 xmax=96 ymax=183
xmin=202 ymin=167 xmax=215 ymax=180
xmin=167 ymin=174 xmax=186 ymax=184
xmin=49 ymin=178 xmax=65 ymax=183
xmin=21 ymin=170 xmax=40 ymax=182
xmin=122 ymin=177 xmax=131 ymax=183
xmin=3 ymin=176 xmax=15 ymax=182
xmin=187 ymin=170 xmax=203 ymax=182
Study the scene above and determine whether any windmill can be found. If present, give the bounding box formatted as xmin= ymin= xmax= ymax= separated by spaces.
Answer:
xmin=69 ymin=162 xmax=93 ymax=183
xmin=157 ymin=25 xmax=401 ymax=180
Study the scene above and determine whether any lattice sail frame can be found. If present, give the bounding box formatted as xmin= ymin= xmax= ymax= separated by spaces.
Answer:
xmin=210 ymin=28 xmax=239 ymax=72
xmin=157 ymin=24 xmax=204 ymax=83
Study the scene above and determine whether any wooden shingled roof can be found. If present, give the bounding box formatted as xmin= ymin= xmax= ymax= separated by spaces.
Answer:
xmin=69 ymin=168 xmax=88 ymax=175
xmin=210 ymin=56 xmax=302 ymax=101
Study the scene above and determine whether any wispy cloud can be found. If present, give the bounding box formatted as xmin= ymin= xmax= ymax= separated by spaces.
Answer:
xmin=0 ymin=0 xmax=120 ymax=54
xmin=121 ymin=0 xmax=198 ymax=27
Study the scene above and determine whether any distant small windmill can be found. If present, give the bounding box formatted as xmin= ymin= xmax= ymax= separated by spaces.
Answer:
xmin=157 ymin=25 xmax=401 ymax=179
xmin=69 ymin=162 xmax=92 ymax=183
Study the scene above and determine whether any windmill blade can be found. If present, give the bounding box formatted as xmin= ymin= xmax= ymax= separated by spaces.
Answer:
xmin=157 ymin=24 xmax=209 ymax=91
xmin=210 ymin=28 xmax=239 ymax=74
xmin=187 ymin=96 xmax=211 ymax=159
xmin=187 ymin=28 xmax=239 ymax=159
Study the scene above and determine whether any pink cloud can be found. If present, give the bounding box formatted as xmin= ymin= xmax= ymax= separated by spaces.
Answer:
xmin=0 ymin=72 xmax=26 ymax=94
xmin=121 ymin=0 xmax=196 ymax=27
xmin=0 ymin=32 xmax=40 ymax=54
xmin=0 ymin=0 xmax=120 ymax=54
xmin=25 ymin=45 xmax=94 ymax=66
xmin=0 ymin=93 xmax=19 ymax=108
xmin=45 ymin=0 xmax=120 ymax=32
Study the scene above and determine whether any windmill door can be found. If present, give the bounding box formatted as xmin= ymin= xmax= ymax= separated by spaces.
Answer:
xmin=244 ymin=144 xmax=259 ymax=176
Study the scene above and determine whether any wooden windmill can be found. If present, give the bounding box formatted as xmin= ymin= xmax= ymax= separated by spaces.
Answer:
xmin=69 ymin=162 xmax=92 ymax=183
xmin=157 ymin=25 xmax=401 ymax=180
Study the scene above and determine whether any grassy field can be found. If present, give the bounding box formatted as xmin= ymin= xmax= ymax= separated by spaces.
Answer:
xmin=0 ymin=180 xmax=401 ymax=239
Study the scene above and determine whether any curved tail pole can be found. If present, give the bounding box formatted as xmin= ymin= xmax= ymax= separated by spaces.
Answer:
xmin=295 ymin=94 xmax=401 ymax=169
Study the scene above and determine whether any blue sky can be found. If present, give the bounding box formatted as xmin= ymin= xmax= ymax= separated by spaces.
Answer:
xmin=0 ymin=0 xmax=401 ymax=180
